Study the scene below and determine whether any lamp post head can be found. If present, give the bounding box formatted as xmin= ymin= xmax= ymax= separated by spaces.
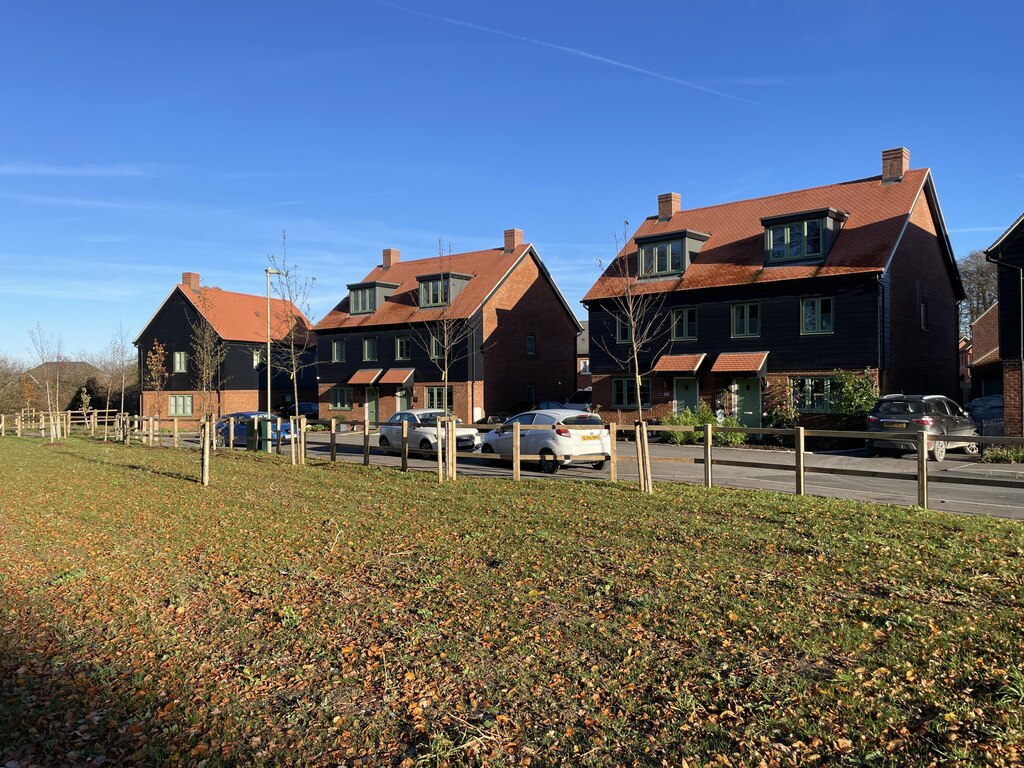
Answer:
xmin=266 ymin=268 xmax=282 ymax=276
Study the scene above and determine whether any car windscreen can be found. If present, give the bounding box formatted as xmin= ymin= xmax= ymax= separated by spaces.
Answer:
xmin=563 ymin=414 xmax=604 ymax=426
xmin=877 ymin=401 xmax=926 ymax=415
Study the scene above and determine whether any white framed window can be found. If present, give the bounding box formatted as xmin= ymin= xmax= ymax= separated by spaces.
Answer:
xmin=173 ymin=351 xmax=188 ymax=373
xmin=791 ymin=376 xmax=836 ymax=413
xmin=395 ymin=336 xmax=411 ymax=361
xmin=616 ymin=314 xmax=633 ymax=344
xmin=672 ymin=307 xmax=697 ymax=341
xmin=419 ymin=278 xmax=450 ymax=307
xmin=425 ymin=385 xmax=453 ymax=410
xmin=731 ymin=303 xmax=760 ymax=338
xmin=920 ymin=301 xmax=928 ymax=330
xmin=362 ymin=337 xmax=377 ymax=361
xmin=332 ymin=339 xmax=346 ymax=363
xmin=430 ymin=336 xmax=443 ymax=360
xmin=767 ymin=218 xmax=824 ymax=262
xmin=801 ymin=297 xmax=834 ymax=335
xmin=330 ymin=386 xmax=353 ymax=410
xmin=612 ymin=377 xmax=650 ymax=408
xmin=579 ymin=358 xmax=590 ymax=375
xmin=252 ymin=349 xmax=261 ymax=369
xmin=350 ymin=287 xmax=375 ymax=314
xmin=639 ymin=240 xmax=685 ymax=276
xmin=168 ymin=394 xmax=193 ymax=416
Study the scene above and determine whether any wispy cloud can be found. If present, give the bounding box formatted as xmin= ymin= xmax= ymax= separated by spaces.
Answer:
xmin=375 ymin=1 xmax=764 ymax=107
xmin=948 ymin=226 xmax=1006 ymax=234
xmin=0 ymin=162 xmax=157 ymax=178
xmin=0 ymin=191 xmax=162 ymax=211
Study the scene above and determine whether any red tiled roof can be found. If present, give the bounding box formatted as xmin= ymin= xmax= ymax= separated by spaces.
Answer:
xmin=178 ymin=284 xmax=311 ymax=344
xmin=379 ymin=368 xmax=414 ymax=385
xmin=583 ymin=169 xmax=931 ymax=302
xmin=315 ymin=245 xmax=532 ymax=331
xmin=349 ymin=369 xmax=383 ymax=385
xmin=711 ymin=352 xmax=769 ymax=374
xmin=652 ymin=353 xmax=706 ymax=374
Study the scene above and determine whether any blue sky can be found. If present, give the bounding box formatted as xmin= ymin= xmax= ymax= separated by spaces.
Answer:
xmin=1 ymin=1 xmax=1021 ymax=360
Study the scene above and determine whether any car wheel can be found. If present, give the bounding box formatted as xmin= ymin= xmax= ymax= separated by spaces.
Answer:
xmin=864 ymin=440 xmax=875 ymax=458
xmin=963 ymin=441 xmax=980 ymax=456
xmin=538 ymin=448 xmax=559 ymax=474
xmin=379 ymin=435 xmax=391 ymax=455
xmin=419 ymin=439 xmax=434 ymax=461
xmin=481 ymin=444 xmax=496 ymax=465
xmin=591 ymin=460 xmax=606 ymax=471
xmin=930 ymin=438 xmax=947 ymax=462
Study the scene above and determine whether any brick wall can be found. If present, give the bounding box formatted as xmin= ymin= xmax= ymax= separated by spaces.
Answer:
xmin=1004 ymin=361 xmax=1022 ymax=436
xmin=885 ymin=188 xmax=959 ymax=397
xmin=139 ymin=389 xmax=259 ymax=425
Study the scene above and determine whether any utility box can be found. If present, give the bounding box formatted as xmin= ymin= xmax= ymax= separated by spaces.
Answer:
xmin=244 ymin=417 xmax=259 ymax=451
xmin=259 ymin=419 xmax=273 ymax=453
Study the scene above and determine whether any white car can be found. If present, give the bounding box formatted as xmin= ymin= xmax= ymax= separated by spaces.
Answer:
xmin=378 ymin=409 xmax=481 ymax=459
xmin=481 ymin=408 xmax=609 ymax=473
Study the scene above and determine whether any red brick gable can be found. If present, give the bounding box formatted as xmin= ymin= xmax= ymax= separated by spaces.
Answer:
xmin=583 ymin=168 xmax=931 ymax=302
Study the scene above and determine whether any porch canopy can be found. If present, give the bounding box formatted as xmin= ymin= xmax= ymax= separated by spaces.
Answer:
xmin=710 ymin=351 xmax=769 ymax=376
xmin=652 ymin=353 xmax=706 ymax=374
xmin=349 ymin=368 xmax=383 ymax=385
xmin=378 ymin=368 xmax=415 ymax=386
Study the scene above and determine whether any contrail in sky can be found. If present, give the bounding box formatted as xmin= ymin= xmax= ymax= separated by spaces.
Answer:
xmin=374 ymin=1 xmax=764 ymax=107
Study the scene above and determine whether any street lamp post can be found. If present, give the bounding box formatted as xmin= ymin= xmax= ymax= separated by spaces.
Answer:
xmin=265 ymin=268 xmax=282 ymax=414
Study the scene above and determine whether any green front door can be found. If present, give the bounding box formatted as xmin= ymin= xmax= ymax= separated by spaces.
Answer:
xmin=395 ymin=387 xmax=410 ymax=412
xmin=734 ymin=378 xmax=761 ymax=428
xmin=365 ymin=387 xmax=379 ymax=426
xmin=674 ymin=378 xmax=699 ymax=413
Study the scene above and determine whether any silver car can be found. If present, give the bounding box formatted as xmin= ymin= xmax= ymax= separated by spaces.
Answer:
xmin=481 ymin=408 xmax=610 ymax=473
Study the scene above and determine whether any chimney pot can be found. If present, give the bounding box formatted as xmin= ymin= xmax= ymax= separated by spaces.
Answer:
xmin=658 ymin=192 xmax=681 ymax=220
xmin=181 ymin=272 xmax=200 ymax=290
xmin=382 ymin=248 xmax=400 ymax=269
xmin=881 ymin=147 xmax=910 ymax=183
xmin=504 ymin=228 xmax=523 ymax=252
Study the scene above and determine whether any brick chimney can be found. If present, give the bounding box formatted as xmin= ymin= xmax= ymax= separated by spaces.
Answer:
xmin=382 ymin=248 xmax=400 ymax=269
xmin=658 ymin=192 xmax=681 ymax=220
xmin=504 ymin=228 xmax=523 ymax=253
xmin=881 ymin=147 xmax=910 ymax=183
xmin=181 ymin=271 xmax=200 ymax=290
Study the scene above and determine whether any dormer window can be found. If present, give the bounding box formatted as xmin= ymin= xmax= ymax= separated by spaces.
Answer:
xmin=419 ymin=277 xmax=449 ymax=307
xmin=350 ymin=287 xmax=376 ymax=314
xmin=636 ymin=230 xmax=710 ymax=278
xmin=761 ymin=208 xmax=848 ymax=265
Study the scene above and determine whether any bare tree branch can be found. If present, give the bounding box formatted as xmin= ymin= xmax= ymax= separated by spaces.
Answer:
xmin=268 ymin=230 xmax=317 ymax=416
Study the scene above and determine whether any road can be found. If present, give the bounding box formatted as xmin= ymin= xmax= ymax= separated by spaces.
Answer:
xmin=294 ymin=431 xmax=1024 ymax=522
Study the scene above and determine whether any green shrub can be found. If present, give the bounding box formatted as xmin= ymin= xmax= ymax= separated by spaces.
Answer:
xmin=660 ymin=404 xmax=746 ymax=447
xmin=981 ymin=446 xmax=1024 ymax=464
xmin=830 ymin=369 xmax=879 ymax=430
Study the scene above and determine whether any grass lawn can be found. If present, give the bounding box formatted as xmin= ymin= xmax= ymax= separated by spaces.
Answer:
xmin=1 ymin=437 xmax=1022 ymax=767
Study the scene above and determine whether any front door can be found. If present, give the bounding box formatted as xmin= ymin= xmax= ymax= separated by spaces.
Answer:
xmin=365 ymin=387 xmax=379 ymax=426
xmin=395 ymin=387 xmax=410 ymax=412
xmin=674 ymin=378 xmax=699 ymax=414
xmin=734 ymin=378 xmax=761 ymax=428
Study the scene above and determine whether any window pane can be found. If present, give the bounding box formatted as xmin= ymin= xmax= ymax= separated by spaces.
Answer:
xmin=686 ymin=308 xmax=697 ymax=338
xmin=670 ymin=241 xmax=683 ymax=272
xmin=788 ymin=222 xmax=803 ymax=258
xmin=819 ymin=298 xmax=833 ymax=331
xmin=806 ymin=219 xmax=822 ymax=255
xmin=770 ymin=226 xmax=786 ymax=260
xmin=803 ymin=299 xmax=817 ymax=332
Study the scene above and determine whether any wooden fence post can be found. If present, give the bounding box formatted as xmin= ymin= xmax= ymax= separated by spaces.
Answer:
xmin=1 ymin=414 xmax=5 ymax=437
xmin=448 ymin=420 xmax=456 ymax=480
xmin=330 ymin=418 xmax=337 ymax=462
xmin=300 ymin=416 xmax=307 ymax=465
xmin=200 ymin=420 xmax=211 ymax=487
xmin=16 ymin=413 xmax=21 ymax=437
xmin=401 ymin=419 xmax=409 ymax=471
xmin=290 ymin=417 xmax=297 ymax=465
xmin=172 ymin=417 xmax=178 ymax=448
xmin=276 ymin=417 xmax=283 ymax=455
xmin=919 ymin=431 xmax=930 ymax=505
xmin=609 ymin=422 xmax=617 ymax=482
xmin=512 ymin=421 xmax=521 ymax=481
xmin=795 ymin=427 xmax=805 ymax=496
xmin=435 ymin=420 xmax=444 ymax=483
xmin=363 ymin=419 xmax=371 ymax=466
xmin=703 ymin=424 xmax=713 ymax=488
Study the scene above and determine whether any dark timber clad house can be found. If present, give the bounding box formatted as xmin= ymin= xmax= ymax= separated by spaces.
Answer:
xmin=582 ymin=148 xmax=965 ymax=426
xmin=984 ymin=212 xmax=1024 ymax=436
xmin=313 ymin=230 xmax=580 ymax=424
xmin=134 ymin=272 xmax=314 ymax=422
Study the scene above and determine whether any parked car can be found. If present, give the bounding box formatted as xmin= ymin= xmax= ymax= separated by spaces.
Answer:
xmin=378 ymin=409 xmax=481 ymax=459
xmin=275 ymin=402 xmax=319 ymax=420
xmin=865 ymin=395 xmax=979 ymax=461
xmin=215 ymin=411 xmax=295 ymax=448
xmin=481 ymin=408 xmax=610 ymax=473
xmin=535 ymin=400 xmax=565 ymax=410
xmin=965 ymin=395 xmax=1004 ymax=425
xmin=563 ymin=387 xmax=593 ymax=411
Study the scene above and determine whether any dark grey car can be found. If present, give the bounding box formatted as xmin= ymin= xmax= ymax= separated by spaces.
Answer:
xmin=865 ymin=395 xmax=979 ymax=461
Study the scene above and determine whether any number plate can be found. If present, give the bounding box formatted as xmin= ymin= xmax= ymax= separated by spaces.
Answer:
xmin=882 ymin=421 xmax=907 ymax=429
xmin=580 ymin=434 xmax=599 ymax=441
